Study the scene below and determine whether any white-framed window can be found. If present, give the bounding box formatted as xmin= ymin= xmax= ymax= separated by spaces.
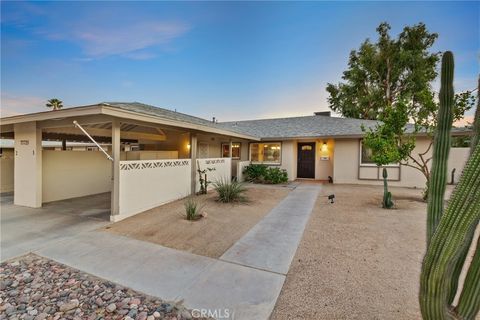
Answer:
xmin=359 ymin=140 xmax=399 ymax=167
xmin=250 ymin=142 xmax=281 ymax=164
xmin=221 ymin=142 xmax=241 ymax=159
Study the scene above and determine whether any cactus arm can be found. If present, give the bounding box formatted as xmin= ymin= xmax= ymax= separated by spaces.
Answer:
xmin=455 ymin=234 xmax=480 ymax=319
xmin=420 ymin=144 xmax=480 ymax=320
xmin=426 ymin=51 xmax=455 ymax=242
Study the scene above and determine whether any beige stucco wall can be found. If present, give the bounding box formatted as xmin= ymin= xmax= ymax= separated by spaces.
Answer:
xmin=280 ymin=140 xmax=296 ymax=181
xmin=448 ymin=147 xmax=469 ymax=184
xmin=14 ymin=122 xmax=42 ymax=207
xmin=42 ymin=150 xmax=112 ymax=203
xmin=1 ymin=149 xmax=14 ymax=193
xmin=333 ymin=137 xmax=469 ymax=188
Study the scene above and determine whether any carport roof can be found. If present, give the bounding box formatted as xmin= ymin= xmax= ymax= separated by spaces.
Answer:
xmin=0 ymin=102 xmax=259 ymax=140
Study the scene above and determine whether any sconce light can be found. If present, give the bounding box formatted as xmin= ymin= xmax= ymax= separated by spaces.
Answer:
xmin=187 ymin=144 xmax=191 ymax=150
xmin=321 ymin=142 xmax=328 ymax=153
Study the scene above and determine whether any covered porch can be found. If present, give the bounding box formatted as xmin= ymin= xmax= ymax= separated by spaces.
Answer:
xmin=0 ymin=103 xmax=256 ymax=222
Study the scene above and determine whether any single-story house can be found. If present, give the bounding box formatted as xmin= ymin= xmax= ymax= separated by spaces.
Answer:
xmin=0 ymin=102 xmax=471 ymax=221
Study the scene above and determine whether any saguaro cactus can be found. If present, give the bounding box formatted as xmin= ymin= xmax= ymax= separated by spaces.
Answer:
xmin=426 ymin=51 xmax=454 ymax=242
xmin=382 ymin=168 xmax=394 ymax=209
xmin=471 ymin=75 xmax=480 ymax=155
xmin=419 ymin=51 xmax=480 ymax=320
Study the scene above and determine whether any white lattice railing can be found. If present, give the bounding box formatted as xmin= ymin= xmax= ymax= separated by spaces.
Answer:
xmin=118 ymin=159 xmax=192 ymax=220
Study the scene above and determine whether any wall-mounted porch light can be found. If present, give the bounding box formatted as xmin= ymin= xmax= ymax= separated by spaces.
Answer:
xmin=321 ymin=142 xmax=328 ymax=153
xmin=187 ymin=144 xmax=191 ymax=150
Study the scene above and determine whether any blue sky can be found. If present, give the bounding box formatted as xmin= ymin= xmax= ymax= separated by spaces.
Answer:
xmin=1 ymin=1 xmax=478 ymax=121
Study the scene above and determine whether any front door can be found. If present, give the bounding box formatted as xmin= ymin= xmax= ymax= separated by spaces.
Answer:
xmin=297 ymin=142 xmax=315 ymax=179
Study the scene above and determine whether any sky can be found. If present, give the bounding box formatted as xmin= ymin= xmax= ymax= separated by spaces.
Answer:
xmin=1 ymin=1 xmax=479 ymax=122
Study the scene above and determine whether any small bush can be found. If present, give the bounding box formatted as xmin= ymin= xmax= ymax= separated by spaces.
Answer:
xmin=213 ymin=179 xmax=247 ymax=203
xmin=263 ymin=167 xmax=288 ymax=184
xmin=243 ymin=164 xmax=288 ymax=184
xmin=184 ymin=197 xmax=201 ymax=220
xmin=243 ymin=164 xmax=268 ymax=182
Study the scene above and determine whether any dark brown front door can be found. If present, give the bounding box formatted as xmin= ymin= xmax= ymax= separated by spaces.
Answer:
xmin=297 ymin=142 xmax=315 ymax=178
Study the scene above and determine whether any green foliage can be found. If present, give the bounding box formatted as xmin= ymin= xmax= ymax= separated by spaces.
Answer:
xmin=263 ymin=167 xmax=288 ymax=184
xmin=213 ymin=179 xmax=247 ymax=203
xmin=197 ymin=161 xmax=215 ymax=194
xmin=243 ymin=164 xmax=268 ymax=182
xmin=327 ymin=22 xmax=439 ymax=121
xmin=243 ymin=164 xmax=288 ymax=184
xmin=419 ymin=52 xmax=480 ymax=320
xmin=46 ymin=98 xmax=63 ymax=111
xmin=327 ymin=22 xmax=475 ymax=191
xmin=184 ymin=197 xmax=201 ymax=221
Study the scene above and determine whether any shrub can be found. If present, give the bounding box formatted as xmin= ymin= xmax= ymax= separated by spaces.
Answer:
xmin=263 ymin=167 xmax=288 ymax=184
xmin=184 ymin=197 xmax=201 ymax=221
xmin=243 ymin=164 xmax=288 ymax=184
xmin=243 ymin=164 xmax=268 ymax=182
xmin=213 ymin=179 xmax=247 ymax=203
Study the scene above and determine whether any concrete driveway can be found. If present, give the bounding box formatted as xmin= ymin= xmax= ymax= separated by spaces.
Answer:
xmin=0 ymin=193 xmax=110 ymax=261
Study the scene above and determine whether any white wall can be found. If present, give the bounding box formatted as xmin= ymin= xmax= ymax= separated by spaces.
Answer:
xmin=280 ymin=141 xmax=296 ymax=181
xmin=236 ymin=160 xmax=251 ymax=182
xmin=42 ymin=150 xmax=112 ymax=203
xmin=448 ymin=147 xmax=469 ymax=184
xmin=196 ymin=158 xmax=231 ymax=191
xmin=117 ymin=159 xmax=191 ymax=221
xmin=124 ymin=150 xmax=178 ymax=160
xmin=1 ymin=149 xmax=14 ymax=193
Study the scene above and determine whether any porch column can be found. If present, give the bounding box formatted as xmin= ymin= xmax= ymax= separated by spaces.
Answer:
xmin=190 ymin=132 xmax=197 ymax=195
xmin=14 ymin=121 xmax=42 ymax=207
xmin=111 ymin=119 xmax=120 ymax=217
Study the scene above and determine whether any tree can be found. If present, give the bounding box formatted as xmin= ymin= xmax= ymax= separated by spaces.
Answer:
xmin=46 ymin=98 xmax=63 ymax=111
xmin=327 ymin=22 xmax=475 ymax=196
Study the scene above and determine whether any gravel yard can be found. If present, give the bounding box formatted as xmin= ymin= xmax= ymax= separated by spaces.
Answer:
xmin=0 ymin=254 xmax=208 ymax=320
xmin=103 ymin=186 xmax=290 ymax=258
xmin=271 ymin=184 xmax=429 ymax=320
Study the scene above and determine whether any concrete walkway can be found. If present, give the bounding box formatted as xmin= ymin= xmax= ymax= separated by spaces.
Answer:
xmin=3 ymin=184 xmax=321 ymax=319
xmin=221 ymin=184 xmax=321 ymax=274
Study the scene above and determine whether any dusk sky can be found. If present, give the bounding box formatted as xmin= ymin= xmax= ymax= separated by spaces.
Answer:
xmin=1 ymin=1 xmax=479 ymax=121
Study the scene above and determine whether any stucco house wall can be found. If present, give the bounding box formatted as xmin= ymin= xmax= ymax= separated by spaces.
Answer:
xmin=333 ymin=137 xmax=469 ymax=188
xmin=1 ymin=149 xmax=14 ymax=193
xmin=42 ymin=150 xmax=112 ymax=203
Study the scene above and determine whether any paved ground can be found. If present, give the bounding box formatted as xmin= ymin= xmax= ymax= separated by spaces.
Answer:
xmin=1 ymin=184 xmax=320 ymax=320
xmin=1 ymin=193 xmax=110 ymax=262
xmin=221 ymin=184 xmax=320 ymax=274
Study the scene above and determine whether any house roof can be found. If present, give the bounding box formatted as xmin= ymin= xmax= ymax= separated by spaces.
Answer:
xmin=218 ymin=115 xmax=385 ymax=139
xmin=1 ymin=101 xmax=472 ymax=141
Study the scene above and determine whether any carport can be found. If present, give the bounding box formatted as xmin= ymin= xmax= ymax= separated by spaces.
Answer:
xmin=0 ymin=102 xmax=257 ymax=222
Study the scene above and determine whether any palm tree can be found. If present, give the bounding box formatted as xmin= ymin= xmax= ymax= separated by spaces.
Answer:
xmin=46 ymin=98 xmax=63 ymax=111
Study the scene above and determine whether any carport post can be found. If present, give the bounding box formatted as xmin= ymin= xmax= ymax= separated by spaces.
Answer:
xmin=190 ymin=132 xmax=197 ymax=195
xmin=14 ymin=121 xmax=42 ymax=208
xmin=111 ymin=119 xmax=121 ymax=217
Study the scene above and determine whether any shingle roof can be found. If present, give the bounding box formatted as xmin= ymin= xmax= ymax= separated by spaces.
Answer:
xmin=218 ymin=115 xmax=385 ymax=139
xmin=101 ymin=102 xmax=471 ymax=140
xmin=102 ymin=102 xmax=218 ymax=129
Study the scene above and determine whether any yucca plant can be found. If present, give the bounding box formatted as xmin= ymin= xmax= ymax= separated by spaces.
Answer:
xmin=419 ymin=51 xmax=480 ymax=320
xmin=213 ymin=179 xmax=247 ymax=203
xmin=184 ymin=197 xmax=201 ymax=221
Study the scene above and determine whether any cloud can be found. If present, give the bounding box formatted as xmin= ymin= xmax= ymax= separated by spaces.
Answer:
xmin=1 ymin=93 xmax=46 ymax=117
xmin=72 ymin=21 xmax=189 ymax=58
xmin=454 ymin=115 xmax=474 ymax=127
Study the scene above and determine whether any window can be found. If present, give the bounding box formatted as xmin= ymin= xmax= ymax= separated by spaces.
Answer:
xmin=359 ymin=140 xmax=399 ymax=167
xmin=221 ymin=142 xmax=241 ymax=159
xmin=250 ymin=142 xmax=281 ymax=164
xmin=360 ymin=141 xmax=375 ymax=165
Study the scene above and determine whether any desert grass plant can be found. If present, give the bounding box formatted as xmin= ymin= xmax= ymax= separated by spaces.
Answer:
xmin=184 ymin=197 xmax=202 ymax=221
xmin=213 ymin=178 xmax=247 ymax=203
xmin=419 ymin=52 xmax=480 ymax=320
